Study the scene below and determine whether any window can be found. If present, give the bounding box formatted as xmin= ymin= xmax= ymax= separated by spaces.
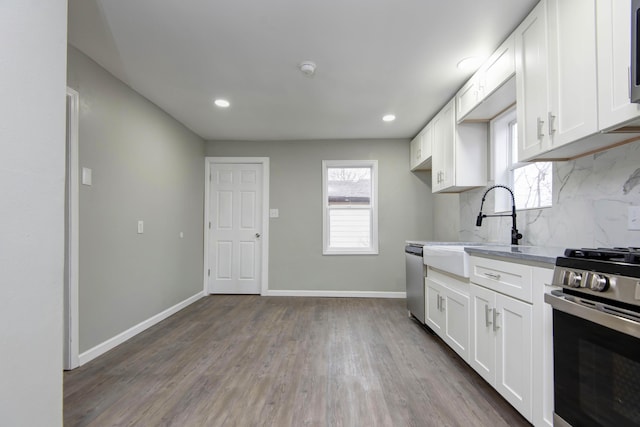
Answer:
xmin=493 ymin=109 xmax=552 ymax=212
xmin=322 ymin=160 xmax=378 ymax=255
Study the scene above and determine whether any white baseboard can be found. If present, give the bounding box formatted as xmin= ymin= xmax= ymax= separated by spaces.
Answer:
xmin=78 ymin=291 xmax=204 ymax=366
xmin=264 ymin=290 xmax=406 ymax=299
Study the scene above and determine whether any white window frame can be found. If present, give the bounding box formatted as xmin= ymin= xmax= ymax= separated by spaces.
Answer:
xmin=492 ymin=108 xmax=552 ymax=213
xmin=322 ymin=160 xmax=378 ymax=255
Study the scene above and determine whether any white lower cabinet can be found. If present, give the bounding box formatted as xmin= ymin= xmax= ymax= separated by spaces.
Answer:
xmin=425 ymin=268 xmax=470 ymax=362
xmin=470 ymin=284 xmax=533 ymax=420
xmin=469 ymin=256 xmax=554 ymax=426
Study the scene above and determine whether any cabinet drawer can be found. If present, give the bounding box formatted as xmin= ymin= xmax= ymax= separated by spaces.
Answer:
xmin=470 ymin=256 xmax=532 ymax=303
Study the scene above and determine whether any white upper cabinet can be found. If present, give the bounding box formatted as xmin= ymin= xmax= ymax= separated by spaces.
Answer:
xmin=457 ymin=34 xmax=516 ymax=123
xmin=456 ymin=74 xmax=482 ymax=121
xmin=410 ymin=123 xmax=433 ymax=171
xmin=546 ymin=0 xmax=599 ymax=146
xmin=515 ymin=1 xmax=550 ymax=161
xmin=516 ymin=0 xmax=640 ymax=162
xmin=432 ymin=99 xmax=487 ymax=193
xmin=597 ymin=0 xmax=640 ymax=130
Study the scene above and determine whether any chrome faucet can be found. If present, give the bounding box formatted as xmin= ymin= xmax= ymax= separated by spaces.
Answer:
xmin=475 ymin=185 xmax=523 ymax=245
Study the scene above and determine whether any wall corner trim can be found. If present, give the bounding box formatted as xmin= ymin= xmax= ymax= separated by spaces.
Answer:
xmin=264 ymin=290 xmax=406 ymax=299
xmin=78 ymin=291 xmax=205 ymax=366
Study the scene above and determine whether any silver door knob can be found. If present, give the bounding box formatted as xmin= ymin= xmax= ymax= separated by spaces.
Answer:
xmin=255 ymin=233 xmax=261 ymax=238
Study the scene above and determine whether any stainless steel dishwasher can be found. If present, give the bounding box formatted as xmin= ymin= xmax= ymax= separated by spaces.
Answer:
xmin=405 ymin=244 xmax=426 ymax=323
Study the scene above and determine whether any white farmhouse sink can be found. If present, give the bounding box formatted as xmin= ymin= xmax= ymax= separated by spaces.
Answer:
xmin=422 ymin=245 xmax=478 ymax=278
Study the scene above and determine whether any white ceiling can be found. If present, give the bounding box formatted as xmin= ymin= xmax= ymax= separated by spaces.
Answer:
xmin=68 ymin=0 xmax=537 ymax=141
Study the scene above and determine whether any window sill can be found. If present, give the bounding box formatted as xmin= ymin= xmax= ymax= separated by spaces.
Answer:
xmin=494 ymin=204 xmax=552 ymax=215
xmin=323 ymin=249 xmax=379 ymax=256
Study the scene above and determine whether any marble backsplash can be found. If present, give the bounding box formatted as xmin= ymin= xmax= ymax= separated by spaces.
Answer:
xmin=453 ymin=140 xmax=640 ymax=248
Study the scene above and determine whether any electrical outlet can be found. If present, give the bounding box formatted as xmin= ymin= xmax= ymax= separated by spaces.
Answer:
xmin=629 ymin=206 xmax=640 ymax=231
xmin=270 ymin=209 xmax=279 ymax=218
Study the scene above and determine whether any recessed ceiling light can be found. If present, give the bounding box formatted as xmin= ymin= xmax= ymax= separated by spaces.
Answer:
xmin=382 ymin=114 xmax=396 ymax=122
xmin=457 ymin=56 xmax=482 ymax=71
xmin=214 ymin=99 xmax=230 ymax=108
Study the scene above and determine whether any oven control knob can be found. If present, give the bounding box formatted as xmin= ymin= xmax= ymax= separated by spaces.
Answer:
xmin=566 ymin=271 xmax=583 ymax=288
xmin=588 ymin=274 xmax=609 ymax=292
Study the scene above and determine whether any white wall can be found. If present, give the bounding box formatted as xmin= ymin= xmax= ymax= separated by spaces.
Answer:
xmin=0 ymin=1 xmax=67 ymax=425
xmin=207 ymin=139 xmax=434 ymax=294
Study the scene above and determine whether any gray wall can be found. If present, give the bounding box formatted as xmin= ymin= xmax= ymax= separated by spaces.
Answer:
xmin=1 ymin=2 xmax=66 ymax=424
xmin=206 ymin=139 xmax=433 ymax=293
xmin=449 ymin=140 xmax=640 ymax=247
xmin=67 ymin=46 xmax=205 ymax=353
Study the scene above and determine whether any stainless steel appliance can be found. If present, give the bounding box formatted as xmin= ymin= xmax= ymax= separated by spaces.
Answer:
xmin=406 ymin=244 xmax=426 ymax=323
xmin=545 ymin=248 xmax=640 ymax=427
xmin=632 ymin=0 xmax=640 ymax=103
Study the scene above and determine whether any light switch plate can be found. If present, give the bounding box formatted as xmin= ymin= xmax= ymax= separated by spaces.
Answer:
xmin=81 ymin=167 xmax=92 ymax=186
xmin=137 ymin=220 xmax=144 ymax=234
xmin=629 ymin=206 xmax=640 ymax=230
xmin=270 ymin=209 xmax=279 ymax=218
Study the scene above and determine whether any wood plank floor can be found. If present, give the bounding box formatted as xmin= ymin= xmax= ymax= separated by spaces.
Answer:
xmin=64 ymin=296 xmax=530 ymax=426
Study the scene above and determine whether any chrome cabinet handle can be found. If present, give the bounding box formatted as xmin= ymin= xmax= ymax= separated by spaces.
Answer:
xmin=484 ymin=272 xmax=501 ymax=280
xmin=485 ymin=304 xmax=493 ymax=327
xmin=536 ymin=117 xmax=545 ymax=139
xmin=548 ymin=112 xmax=556 ymax=135
xmin=436 ymin=295 xmax=440 ymax=310
xmin=493 ymin=310 xmax=500 ymax=332
xmin=441 ymin=296 xmax=445 ymax=312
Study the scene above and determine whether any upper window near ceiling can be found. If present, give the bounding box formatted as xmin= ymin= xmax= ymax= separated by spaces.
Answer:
xmin=493 ymin=108 xmax=552 ymax=213
xmin=322 ymin=160 xmax=378 ymax=255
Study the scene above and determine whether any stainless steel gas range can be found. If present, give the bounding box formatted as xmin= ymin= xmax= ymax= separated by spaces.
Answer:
xmin=545 ymin=248 xmax=640 ymax=427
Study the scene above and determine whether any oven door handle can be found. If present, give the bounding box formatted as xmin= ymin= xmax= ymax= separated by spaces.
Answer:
xmin=544 ymin=292 xmax=640 ymax=339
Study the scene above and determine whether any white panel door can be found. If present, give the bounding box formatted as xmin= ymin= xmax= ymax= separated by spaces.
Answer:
xmin=443 ymin=286 xmax=470 ymax=362
xmin=496 ymin=293 xmax=533 ymax=421
xmin=547 ymin=0 xmax=598 ymax=147
xmin=209 ymin=163 xmax=262 ymax=294
xmin=469 ymin=283 xmax=497 ymax=385
xmin=425 ymin=278 xmax=445 ymax=335
xmin=515 ymin=1 xmax=550 ymax=161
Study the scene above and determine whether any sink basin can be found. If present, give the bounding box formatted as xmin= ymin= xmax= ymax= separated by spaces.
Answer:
xmin=422 ymin=245 xmax=480 ymax=278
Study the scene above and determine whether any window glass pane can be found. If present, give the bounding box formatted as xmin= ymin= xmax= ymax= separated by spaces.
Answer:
xmin=327 ymin=167 xmax=371 ymax=205
xmin=513 ymin=162 xmax=553 ymax=209
xmin=328 ymin=208 xmax=371 ymax=248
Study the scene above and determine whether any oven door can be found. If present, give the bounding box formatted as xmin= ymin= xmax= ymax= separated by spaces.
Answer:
xmin=545 ymin=292 xmax=640 ymax=427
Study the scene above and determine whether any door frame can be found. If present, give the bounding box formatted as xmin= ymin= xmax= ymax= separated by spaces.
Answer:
xmin=65 ymin=87 xmax=80 ymax=370
xmin=203 ymin=157 xmax=270 ymax=296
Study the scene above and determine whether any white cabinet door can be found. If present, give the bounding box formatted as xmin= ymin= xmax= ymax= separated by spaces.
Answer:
xmin=425 ymin=278 xmax=445 ymax=334
xmin=482 ymin=34 xmax=516 ymax=99
xmin=432 ymin=100 xmax=456 ymax=192
xmin=515 ymin=0 xmax=551 ymax=162
xmin=469 ymin=284 xmax=497 ymax=385
xmin=410 ymin=124 xmax=433 ymax=171
xmin=410 ymin=134 xmax=421 ymax=170
xmin=597 ymin=0 xmax=640 ymax=130
xmin=443 ymin=286 xmax=470 ymax=362
xmin=456 ymin=75 xmax=481 ymax=122
xmin=546 ymin=0 xmax=598 ymax=148
xmin=495 ymin=293 xmax=533 ymax=421
xmin=422 ymin=123 xmax=433 ymax=164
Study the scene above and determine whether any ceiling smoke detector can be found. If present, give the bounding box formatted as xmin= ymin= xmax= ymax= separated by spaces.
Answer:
xmin=299 ymin=61 xmax=316 ymax=76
